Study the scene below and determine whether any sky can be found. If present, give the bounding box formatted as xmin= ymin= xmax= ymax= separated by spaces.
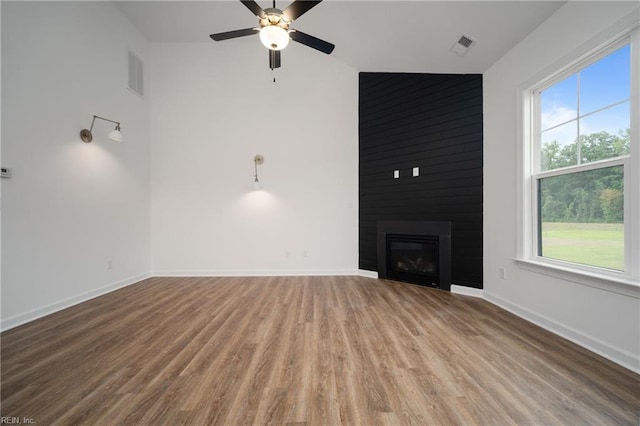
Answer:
xmin=540 ymin=43 xmax=631 ymax=150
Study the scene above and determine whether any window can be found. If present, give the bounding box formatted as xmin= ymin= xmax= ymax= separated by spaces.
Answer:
xmin=522 ymin=28 xmax=639 ymax=285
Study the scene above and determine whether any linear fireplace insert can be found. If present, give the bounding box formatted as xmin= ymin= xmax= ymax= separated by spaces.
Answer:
xmin=377 ymin=221 xmax=451 ymax=291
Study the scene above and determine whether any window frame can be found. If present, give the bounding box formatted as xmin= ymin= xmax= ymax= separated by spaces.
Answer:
xmin=516 ymin=25 xmax=639 ymax=293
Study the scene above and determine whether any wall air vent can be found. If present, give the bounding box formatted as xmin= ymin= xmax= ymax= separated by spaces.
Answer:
xmin=128 ymin=50 xmax=144 ymax=98
xmin=450 ymin=34 xmax=476 ymax=57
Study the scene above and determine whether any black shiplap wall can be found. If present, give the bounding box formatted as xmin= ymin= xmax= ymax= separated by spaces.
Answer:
xmin=359 ymin=72 xmax=483 ymax=289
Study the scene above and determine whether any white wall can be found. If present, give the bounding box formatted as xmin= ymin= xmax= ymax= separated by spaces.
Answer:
xmin=149 ymin=41 xmax=358 ymax=275
xmin=1 ymin=1 xmax=151 ymax=329
xmin=484 ymin=2 xmax=640 ymax=372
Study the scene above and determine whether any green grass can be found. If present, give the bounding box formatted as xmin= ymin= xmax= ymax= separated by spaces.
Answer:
xmin=541 ymin=222 xmax=624 ymax=271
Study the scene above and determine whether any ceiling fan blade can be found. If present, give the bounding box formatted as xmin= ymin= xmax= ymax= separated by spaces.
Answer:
xmin=289 ymin=30 xmax=334 ymax=54
xmin=269 ymin=50 xmax=281 ymax=69
xmin=282 ymin=0 xmax=322 ymax=22
xmin=210 ymin=28 xmax=259 ymax=41
xmin=240 ymin=0 xmax=266 ymax=18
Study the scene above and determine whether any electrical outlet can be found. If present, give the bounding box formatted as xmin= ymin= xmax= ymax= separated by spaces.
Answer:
xmin=499 ymin=267 xmax=505 ymax=279
xmin=413 ymin=167 xmax=419 ymax=177
xmin=393 ymin=170 xmax=399 ymax=179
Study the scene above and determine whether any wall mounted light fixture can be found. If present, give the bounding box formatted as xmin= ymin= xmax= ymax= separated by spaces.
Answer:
xmin=80 ymin=115 xmax=123 ymax=143
xmin=253 ymin=154 xmax=264 ymax=189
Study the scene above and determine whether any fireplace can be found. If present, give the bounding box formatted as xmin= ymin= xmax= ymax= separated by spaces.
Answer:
xmin=377 ymin=221 xmax=451 ymax=291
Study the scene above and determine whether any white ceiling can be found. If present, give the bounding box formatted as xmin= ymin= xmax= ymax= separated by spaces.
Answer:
xmin=116 ymin=0 xmax=565 ymax=73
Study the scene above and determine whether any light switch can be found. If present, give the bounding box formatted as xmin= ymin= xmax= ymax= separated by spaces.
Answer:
xmin=413 ymin=167 xmax=419 ymax=177
xmin=393 ymin=170 xmax=399 ymax=179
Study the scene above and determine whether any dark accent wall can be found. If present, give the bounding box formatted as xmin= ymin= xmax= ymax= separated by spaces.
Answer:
xmin=359 ymin=72 xmax=483 ymax=289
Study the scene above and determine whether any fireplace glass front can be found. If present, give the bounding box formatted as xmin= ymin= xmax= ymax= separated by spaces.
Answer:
xmin=386 ymin=234 xmax=440 ymax=288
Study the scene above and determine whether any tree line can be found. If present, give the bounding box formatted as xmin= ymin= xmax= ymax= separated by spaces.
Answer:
xmin=540 ymin=129 xmax=629 ymax=224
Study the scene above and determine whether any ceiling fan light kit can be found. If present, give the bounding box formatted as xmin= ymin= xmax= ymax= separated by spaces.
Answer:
xmin=210 ymin=0 xmax=334 ymax=70
xmin=259 ymin=25 xmax=289 ymax=50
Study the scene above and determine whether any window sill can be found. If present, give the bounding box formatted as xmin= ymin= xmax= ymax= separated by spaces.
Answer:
xmin=514 ymin=258 xmax=640 ymax=298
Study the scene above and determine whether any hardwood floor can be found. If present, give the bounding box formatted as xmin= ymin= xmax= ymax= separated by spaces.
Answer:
xmin=1 ymin=276 xmax=639 ymax=425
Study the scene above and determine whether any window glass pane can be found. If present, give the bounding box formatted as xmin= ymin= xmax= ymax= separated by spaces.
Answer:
xmin=579 ymin=101 xmax=631 ymax=163
xmin=541 ymin=74 xmax=577 ymax=131
xmin=538 ymin=165 xmax=624 ymax=271
xmin=541 ymin=121 xmax=578 ymax=171
xmin=580 ymin=44 xmax=630 ymax=115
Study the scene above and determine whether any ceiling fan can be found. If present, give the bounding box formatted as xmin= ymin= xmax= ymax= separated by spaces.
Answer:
xmin=209 ymin=0 xmax=335 ymax=70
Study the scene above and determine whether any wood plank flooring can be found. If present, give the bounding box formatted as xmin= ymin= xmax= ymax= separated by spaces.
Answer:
xmin=1 ymin=276 xmax=639 ymax=425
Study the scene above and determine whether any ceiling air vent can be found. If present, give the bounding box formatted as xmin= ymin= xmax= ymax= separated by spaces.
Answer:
xmin=450 ymin=34 xmax=476 ymax=57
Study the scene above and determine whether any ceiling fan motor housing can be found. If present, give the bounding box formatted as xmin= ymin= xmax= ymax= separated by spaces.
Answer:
xmin=260 ymin=8 xmax=290 ymax=28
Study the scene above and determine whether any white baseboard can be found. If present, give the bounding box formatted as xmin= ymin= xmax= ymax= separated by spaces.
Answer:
xmin=357 ymin=269 xmax=378 ymax=278
xmin=484 ymin=291 xmax=640 ymax=375
xmin=152 ymin=269 xmax=362 ymax=277
xmin=451 ymin=285 xmax=484 ymax=298
xmin=0 ymin=272 xmax=151 ymax=332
